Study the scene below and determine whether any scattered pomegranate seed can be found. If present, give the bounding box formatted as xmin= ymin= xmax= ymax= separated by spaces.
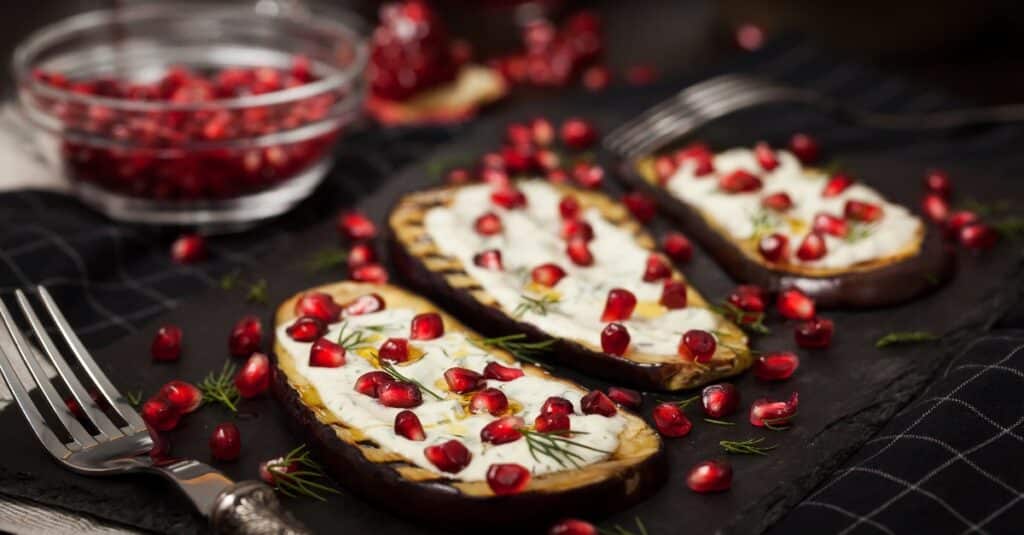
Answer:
xmin=719 ymin=169 xmax=763 ymax=193
xmin=424 ymin=440 xmax=472 ymax=473
xmin=228 ymin=316 xmax=262 ymax=358
xmin=473 ymin=249 xmax=504 ymax=270
xmin=622 ymin=192 xmax=657 ymax=223
xmin=921 ymin=193 xmax=950 ymax=223
xmin=487 ymin=463 xmax=531 ymax=495
xmin=601 ymin=323 xmax=630 ymax=355
xmin=687 ymin=460 xmax=732 ymax=493
xmin=501 ymin=144 xmax=536 ymax=173
xmin=531 ymin=263 xmax=567 ymax=287
xmin=410 ymin=312 xmax=444 ymax=340
xmin=625 ymin=64 xmax=658 ymax=86
xmin=337 ymin=211 xmax=376 ymax=241
xmin=472 ymin=212 xmax=503 ymax=236
xmin=170 ymin=234 xmax=206 ymax=264
xmin=654 ymin=155 xmax=679 ymax=184
xmin=727 ymin=284 xmax=766 ymax=324
xmin=566 ymin=238 xmax=594 ymax=266
xmin=444 ymin=367 xmax=483 ymax=393
xmin=235 ymin=353 xmax=271 ymax=398
xmin=754 ymin=142 xmax=779 ymax=171
xmin=535 ymin=149 xmax=562 ymax=171
xmin=530 ymin=117 xmax=556 ymax=146
xmin=541 ymin=396 xmax=575 ymax=416
xmin=259 ymin=456 xmax=299 ymax=485
xmin=481 ymin=416 xmax=525 ymax=445
xmin=580 ymin=390 xmax=617 ymax=416
xmin=660 ymin=279 xmax=689 ymax=309
xmin=924 ymin=169 xmax=952 ymax=199
xmin=582 ymin=65 xmax=611 ymax=91
xmin=547 ymin=168 xmax=570 ymax=184
xmin=378 ymin=381 xmax=423 ymax=408
xmin=944 ymin=211 xmax=980 ymax=240
xmin=470 ymin=388 xmax=509 ymax=415
xmin=151 ymin=325 xmax=183 ymax=362
xmin=159 ymin=380 xmax=202 ymax=414
xmin=549 ymin=519 xmax=598 ymax=535
xmin=561 ymin=118 xmax=598 ymax=150
xmin=286 ymin=316 xmax=327 ymax=342
xmin=735 ymin=22 xmax=765 ymax=50
xmin=795 ymin=317 xmax=834 ymax=348
xmin=308 ymin=338 xmax=346 ymax=368
xmin=483 ymin=361 xmax=525 ymax=381
xmin=445 ymin=167 xmax=472 ymax=185
xmin=662 ymin=232 xmax=693 ymax=263
xmin=845 ymin=200 xmax=884 ymax=222
xmin=347 ymin=243 xmax=378 ymax=271
xmin=777 ymin=288 xmax=815 ymax=320
xmin=295 ymin=292 xmax=342 ymax=323
xmin=561 ymin=218 xmax=595 ymax=242
xmin=209 ymin=422 xmax=241 ymax=461
xmin=351 ymin=263 xmax=389 ymax=283
xmin=796 ymin=232 xmax=828 ymax=261
xmin=394 ymin=410 xmax=426 ymax=441
xmin=702 ymin=383 xmax=740 ymax=418
xmin=606 ymin=386 xmax=642 ymax=409
xmin=481 ymin=151 xmax=506 ymax=171
xmin=505 ymin=122 xmax=532 ymax=146
xmin=558 ymin=195 xmax=581 ymax=219
xmin=762 ymin=192 xmax=794 ymax=212
xmin=481 ymin=167 xmax=511 ymax=188
xmin=652 ymin=402 xmax=692 ymax=437
xmin=789 ymin=133 xmax=820 ymax=163
xmin=141 ymin=397 xmax=180 ymax=431
xmin=601 ymin=288 xmax=637 ymax=322
xmin=822 ymin=174 xmax=853 ymax=197
xmin=343 ymin=293 xmax=386 ymax=316
xmin=754 ymin=351 xmax=800 ymax=381
xmin=749 ymin=392 xmax=799 ymax=428
xmin=491 ymin=186 xmax=528 ymax=209
xmin=758 ymin=233 xmax=789 ymax=262
xmin=960 ymin=223 xmax=999 ymax=250
xmin=534 ymin=412 xmax=571 ymax=434
xmin=378 ymin=337 xmax=410 ymax=363
xmin=679 ymin=329 xmax=716 ymax=363
xmin=675 ymin=143 xmax=715 ymax=176
xmin=355 ymin=371 xmax=394 ymax=398
xmin=643 ymin=254 xmax=673 ymax=282
xmin=812 ymin=213 xmax=849 ymax=238
xmin=572 ymin=162 xmax=604 ymax=189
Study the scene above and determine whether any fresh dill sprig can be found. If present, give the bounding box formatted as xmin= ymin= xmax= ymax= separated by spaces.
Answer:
xmin=219 ymin=269 xmax=241 ymax=290
xmin=993 ymin=216 xmax=1024 ymax=239
xmin=126 ymin=390 xmax=143 ymax=407
xmin=380 ymin=361 xmax=444 ymax=401
xmin=763 ymin=413 xmax=797 ymax=431
xmin=472 ymin=333 xmax=556 ymax=357
xmin=520 ymin=429 xmax=610 ymax=469
xmin=658 ymin=394 xmax=700 ymax=409
xmin=720 ymin=437 xmax=777 ymax=455
xmin=710 ymin=302 xmax=770 ymax=335
xmin=265 ymin=444 xmax=341 ymax=501
xmin=599 ymin=517 xmax=649 ymax=535
xmin=305 ymin=248 xmax=347 ymax=272
xmin=958 ymin=198 xmax=1013 ymax=217
xmin=876 ymin=331 xmax=940 ymax=348
xmin=199 ymin=362 xmax=241 ymax=412
xmin=513 ymin=294 xmax=561 ymax=318
xmin=845 ymin=223 xmax=875 ymax=243
xmin=749 ymin=210 xmax=778 ymax=239
xmin=704 ymin=418 xmax=735 ymax=426
xmin=336 ymin=322 xmax=373 ymax=351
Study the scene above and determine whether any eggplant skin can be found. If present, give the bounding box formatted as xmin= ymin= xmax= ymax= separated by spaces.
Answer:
xmin=618 ymin=160 xmax=956 ymax=308
xmin=271 ymin=283 xmax=668 ymax=531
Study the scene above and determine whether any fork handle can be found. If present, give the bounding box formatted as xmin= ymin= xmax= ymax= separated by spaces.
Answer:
xmin=211 ymin=480 xmax=312 ymax=534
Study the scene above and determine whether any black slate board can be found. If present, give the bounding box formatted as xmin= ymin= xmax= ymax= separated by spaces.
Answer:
xmin=1 ymin=88 xmax=1023 ymax=534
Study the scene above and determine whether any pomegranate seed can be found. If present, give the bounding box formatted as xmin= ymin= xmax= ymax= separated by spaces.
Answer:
xmin=924 ymin=169 xmax=952 ymax=199
xmin=535 ymin=149 xmax=561 ymax=171
xmin=444 ymin=367 xmax=483 ymax=393
xmin=343 ymin=293 xmax=386 ymax=316
xmin=581 ymin=390 xmax=617 ymax=416
xmin=654 ymin=155 xmax=679 ymax=184
xmin=777 ymin=288 xmax=815 ymax=320
xmin=795 ymin=317 xmax=834 ymax=348
xmin=750 ymin=392 xmax=799 ymax=427
xmin=845 ymin=200 xmax=884 ymax=222
xmin=424 ymin=440 xmax=472 ymax=473
xmin=549 ymin=519 xmax=597 ymax=535
xmin=394 ymin=410 xmax=426 ymax=441
xmin=481 ymin=167 xmax=510 ymax=188
xmin=501 ymin=144 xmax=535 ymax=173
xmin=308 ymin=338 xmax=346 ymax=368
xmin=601 ymin=288 xmax=637 ymax=322
xmin=789 ymin=133 xmax=820 ymax=163
xmin=473 ymin=249 xmax=504 ymax=270
xmin=171 ymin=234 xmax=206 ymax=264
xmin=561 ymin=118 xmax=598 ymax=150
xmin=660 ymin=279 xmax=689 ymax=309
xmin=259 ymin=457 xmax=299 ymax=485
xmin=813 ymin=213 xmax=849 ymax=238
xmin=209 ymin=423 xmax=241 ymax=461
xmin=286 ymin=316 xmax=327 ymax=342
xmin=532 ymin=263 xmax=567 ymax=287
xmin=754 ymin=142 xmax=778 ymax=171
xmin=158 ymin=380 xmax=202 ymax=414
xmin=378 ymin=338 xmax=410 ymax=363
xmin=662 ymin=232 xmax=693 ymax=263
xmin=604 ymin=387 xmax=641 ymax=410
xmin=822 ymin=174 xmax=853 ymax=197
xmin=601 ymin=323 xmax=630 ymax=355
xmin=541 ymin=396 xmax=575 ymax=416
xmin=567 ymin=238 xmax=594 ymax=266
xmin=719 ymin=170 xmax=763 ymax=193
xmin=151 ymin=325 xmax=183 ymax=362
xmin=470 ymin=388 xmax=509 ymax=415
xmin=378 ymin=381 xmax=423 ymax=408
xmin=558 ymin=195 xmax=581 ymax=219
xmin=235 ymin=353 xmax=271 ymax=398
xmin=652 ymin=402 xmax=692 ymax=437
xmin=796 ymin=232 xmax=828 ymax=261
xmin=572 ymin=162 xmax=604 ymax=189
xmin=561 ymin=218 xmax=595 ymax=242
xmin=530 ymin=117 xmax=556 ymax=146
xmin=582 ymin=65 xmax=611 ymax=91
xmin=622 ymin=192 xmax=657 ymax=223
xmin=679 ymin=329 xmax=716 ymax=363
xmin=445 ymin=167 xmax=472 ymax=185
xmin=337 ymin=211 xmax=377 ymax=241
xmin=758 ymin=233 xmax=789 ymax=262
xmin=534 ymin=412 xmax=571 ymax=434
xmin=960 ymin=223 xmax=999 ymax=250
xmin=355 ymin=371 xmax=394 ymax=398
xmin=481 ymin=416 xmax=524 ymax=444
xmin=701 ymin=383 xmax=740 ymax=418
xmin=487 ymin=463 xmax=531 ymax=495
xmin=728 ymin=284 xmax=766 ymax=312
xmin=351 ymin=263 xmax=389 ymax=283
xmin=922 ymin=193 xmax=950 ymax=223
xmin=643 ymin=254 xmax=673 ymax=282
xmin=491 ymin=186 xmax=528 ymax=209
xmin=141 ymin=397 xmax=180 ymax=431
xmin=484 ymin=361 xmax=525 ymax=381
xmin=505 ymin=122 xmax=532 ymax=146
xmin=754 ymin=351 xmax=800 ymax=381
xmin=944 ymin=211 xmax=980 ymax=239
xmin=762 ymin=192 xmax=794 ymax=212
xmin=410 ymin=312 xmax=444 ymax=340
xmin=347 ymin=243 xmax=377 ymax=270
xmin=687 ymin=460 xmax=732 ymax=493
xmin=480 ymin=151 xmax=506 ymax=171
xmin=229 ymin=316 xmax=262 ymax=358
xmin=295 ymin=292 xmax=342 ymax=323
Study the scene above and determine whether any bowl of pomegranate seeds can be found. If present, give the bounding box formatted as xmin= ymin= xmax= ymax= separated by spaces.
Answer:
xmin=13 ymin=3 xmax=368 ymax=229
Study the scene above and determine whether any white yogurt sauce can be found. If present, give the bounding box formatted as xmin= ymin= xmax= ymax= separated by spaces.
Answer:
xmin=278 ymin=308 xmax=626 ymax=481
xmin=422 ymin=181 xmax=723 ymax=356
xmin=665 ymin=148 xmax=922 ymax=269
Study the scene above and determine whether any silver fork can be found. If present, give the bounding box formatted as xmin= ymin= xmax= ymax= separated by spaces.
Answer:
xmin=604 ymin=73 xmax=1024 ymax=159
xmin=0 ymin=286 xmax=310 ymax=535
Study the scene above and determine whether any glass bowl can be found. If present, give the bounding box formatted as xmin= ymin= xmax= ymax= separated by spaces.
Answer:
xmin=13 ymin=2 xmax=367 ymax=231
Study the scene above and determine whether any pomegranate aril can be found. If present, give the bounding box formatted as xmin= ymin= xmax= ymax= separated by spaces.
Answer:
xmin=532 ymin=263 xmax=567 ymax=287
xmin=652 ymin=402 xmax=692 ymax=437
xmin=662 ymin=232 xmax=693 ymax=263
xmin=561 ymin=218 xmax=594 ymax=242
xmin=822 ymin=174 xmax=853 ymax=197
xmin=758 ymin=233 xmax=789 ymax=262
xmin=444 ymin=367 xmax=483 ymax=393
xmin=394 ymin=410 xmax=426 ymax=441
xmin=210 ymin=422 xmax=241 ymax=461
xmin=702 ymin=383 xmax=740 ymax=418
xmin=549 ymin=519 xmax=598 ymax=535
xmin=343 ymin=293 xmax=386 ymax=316
xmin=679 ymin=329 xmax=716 ymax=363
xmin=643 ymin=254 xmax=672 ymax=282
xmin=505 ymin=122 xmax=532 ymax=146
xmin=960 ymin=223 xmax=998 ymax=250
xmin=561 ymin=118 xmax=597 ymax=150
xmin=491 ymin=186 xmax=528 ymax=209
xmin=235 ymin=353 xmax=271 ymax=398
xmin=308 ymin=338 xmax=346 ymax=368
xmin=777 ymin=288 xmax=815 ymax=320
xmin=558 ymin=195 xmax=581 ymax=220
xmin=473 ymin=249 xmax=504 ymax=271
xmin=541 ymin=396 xmax=575 ymax=416
xmin=750 ymin=392 xmax=799 ymax=427
xmin=141 ymin=397 xmax=180 ymax=431
xmin=687 ymin=460 xmax=732 ymax=493
xmin=601 ymin=288 xmax=637 ymax=322
xmin=762 ymin=192 xmax=794 ymax=212
xmin=229 ymin=316 xmax=262 ymax=358
xmin=728 ymin=284 xmax=766 ymax=317
xmin=813 ymin=213 xmax=849 ymax=237
xmin=369 ymin=1 xmax=457 ymax=101
xmin=501 ymin=144 xmax=535 ymax=173
xmin=445 ymin=167 xmax=472 ymax=185
xmin=378 ymin=337 xmax=410 ymax=363
xmin=795 ymin=317 xmax=834 ymax=348
xmin=482 ymin=167 xmax=510 ymax=188
xmin=286 ymin=316 xmax=327 ymax=342
xmin=355 ymin=371 xmax=393 ymax=398
xmin=924 ymin=169 xmax=952 ymax=199
xmin=470 ymin=388 xmax=509 ymax=415
xmin=754 ymin=351 xmax=800 ymax=381
xmin=484 ymin=361 xmax=525 ymax=381
xmin=259 ymin=457 xmax=298 ymax=485
xmin=151 ymin=325 xmax=183 ymax=362
xmin=158 ymin=380 xmax=202 ymax=414
xmin=566 ymin=238 xmax=594 ymax=266
xmin=606 ymin=386 xmax=642 ymax=410
xmin=754 ymin=141 xmax=778 ymax=171
xmin=171 ymin=234 xmax=206 ymax=264
xmin=719 ymin=169 xmax=763 ymax=193
xmin=622 ymin=192 xmax=657 ymax=223
xmin=410 ymin=312 xmax=444 ymax=340
xmin=351 ymin=263 xmax=389 ymax=283
xmin=530 ymin=117 xmax=555 ymax=146
xmin=337 ymin=211 xmax=376 ymax=241
xmin=583 ymin=65 xmax=612 ymax=92
xmin=944 ymin=211 xmax=980 ymax=240
xmin=601 ymin=322 xmax=630 ymax=355
xmin=481 ymin=415 xmax=525 ymax=444
xmin=378 ymin=381 xmax=423 ymax=408
xmin=660 ymin=279 xmax=688 ymax=309
xmin=581 ymin=390 xmax=617 ymax=416
xmin=424 ymin=439 xmax=472 ymax=473
xmin=295 ymin=292 xmax=342 ymax=323
xmin=845 ymin=200 xmax=884 ymax=222
xmin=789 ymin=133 xmax=820 ymax=163
xmin=534 ymin=412 xmax=571 ymax=434
xmin=548 ymin=168 xmax=570 ymax=185
xmin=572 ymin=162 xmax=604 ymax=190
xmin=487 ymin=463 xmax=531 ymax=495
xmin=655 ymin=154 xmax=679 ymax=183
xmin=922 ymin=193 xmax=950 ymax=223
xmin=796 ymin=232 xmax=828 ymax=261
xmin=347 ymin=243 xmax=377 ymax=270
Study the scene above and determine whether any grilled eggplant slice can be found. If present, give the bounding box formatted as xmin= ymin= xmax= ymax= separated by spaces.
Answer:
xmin=273 ymin=282 xmax=666 ymax=529
xmin=389 ymin=180 xmax=752 ymax=391
xmin=620 ymin=145 xmax=955 ymax=307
